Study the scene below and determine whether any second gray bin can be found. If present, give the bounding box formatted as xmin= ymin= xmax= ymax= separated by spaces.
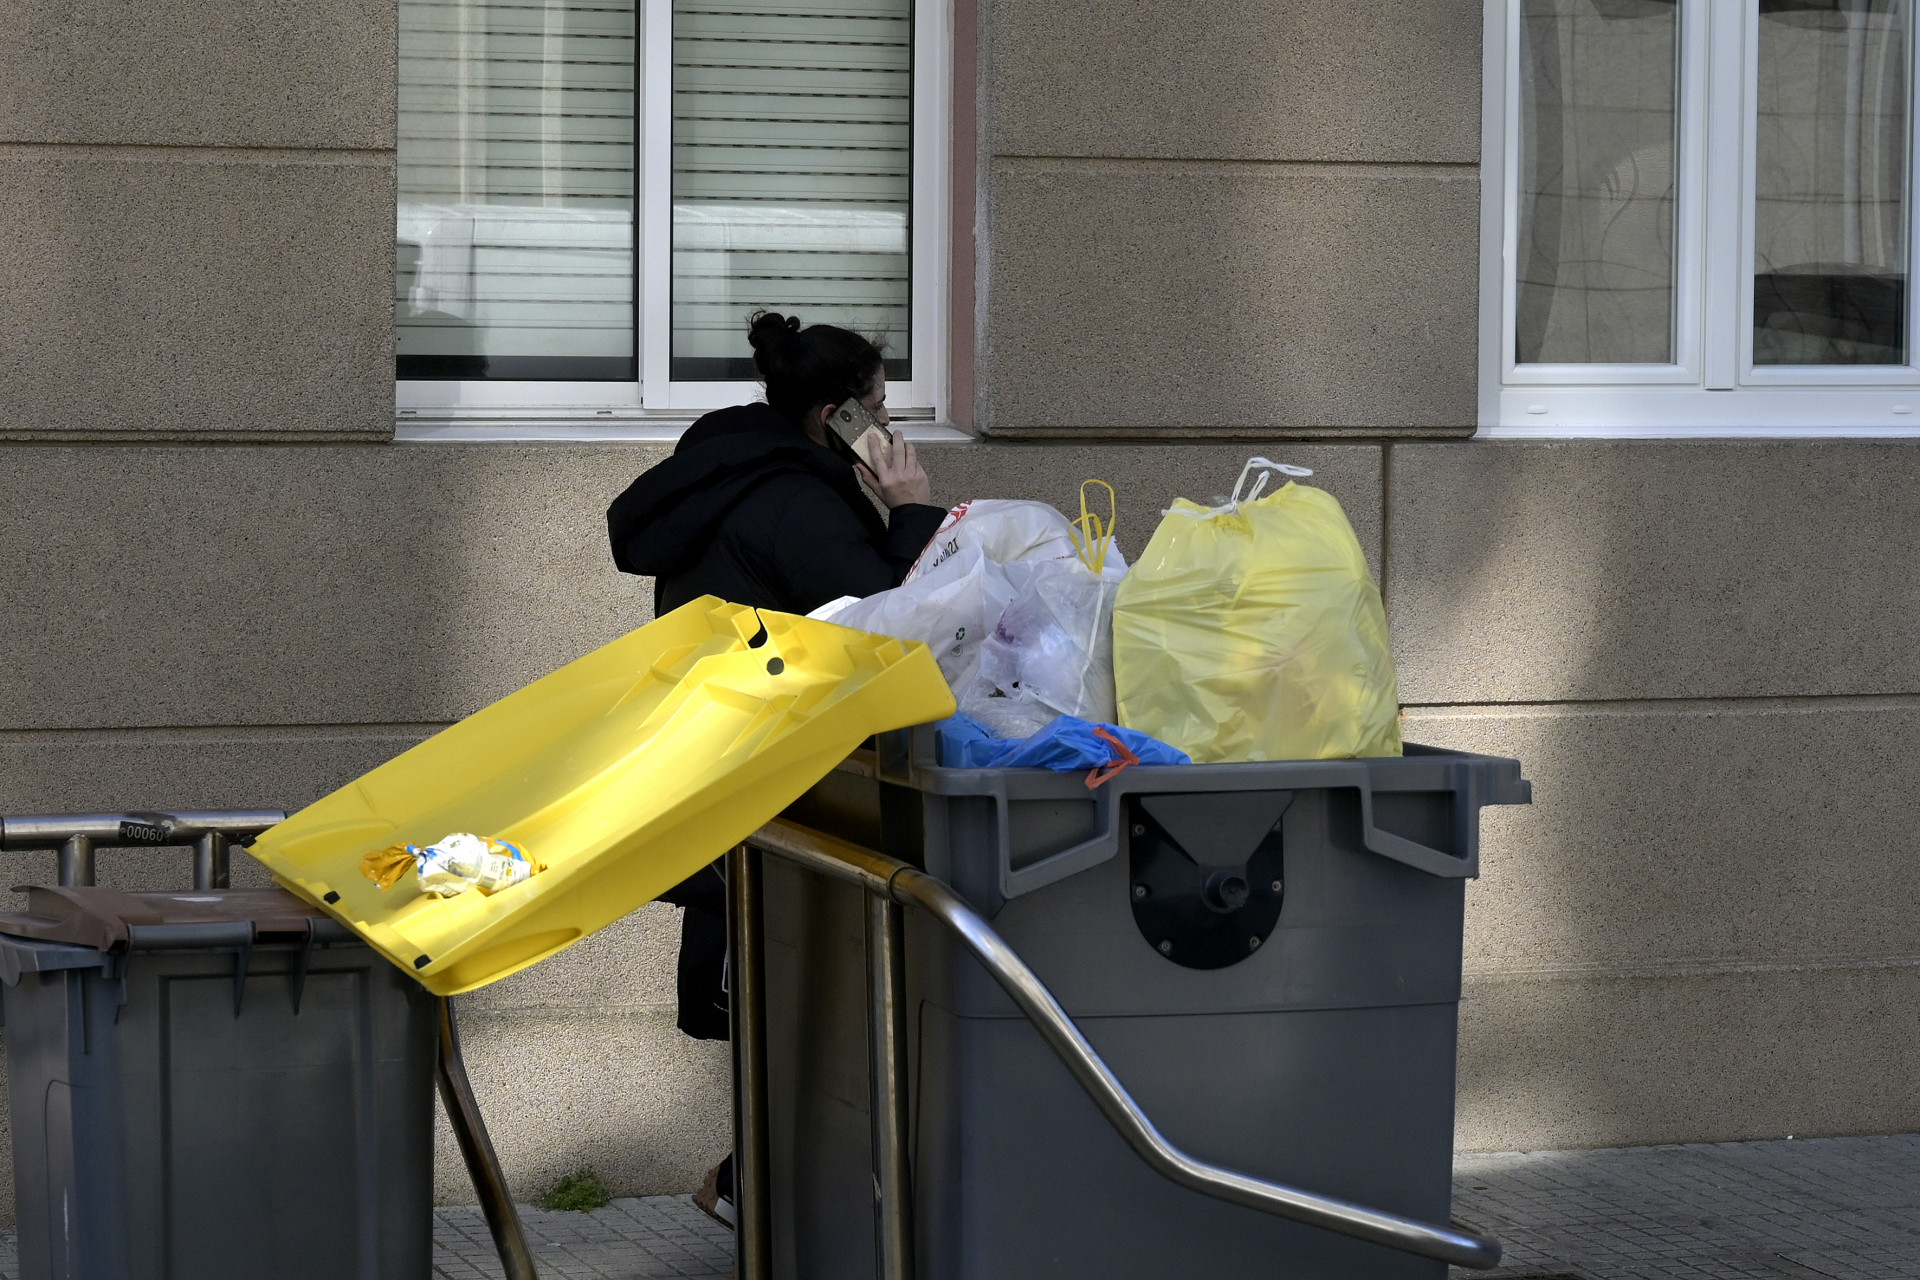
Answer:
xmin=0 ymin=887 xmax=437 ymax=1280
xmin=767 ymin=731 xmax=1530 ymax=1280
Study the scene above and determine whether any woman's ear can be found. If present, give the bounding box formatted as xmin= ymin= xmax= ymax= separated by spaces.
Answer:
xmin=802 ymin=401 xmax=834 ymax=446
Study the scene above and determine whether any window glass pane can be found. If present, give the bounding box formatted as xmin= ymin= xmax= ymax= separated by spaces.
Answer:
xmin=671 ymin=0 xmax=912 ymax=381
xmin=397 ymin=0 xmax=637 ymax=380
xmin=1755 ymin=0 xmax=1910 ymax=366
xmin=1517 ymin=0 xmax=1679 ymax=364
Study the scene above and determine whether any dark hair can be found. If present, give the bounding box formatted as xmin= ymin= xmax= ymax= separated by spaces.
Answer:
xmin=747 ymin=311 xmax=884 ymax=427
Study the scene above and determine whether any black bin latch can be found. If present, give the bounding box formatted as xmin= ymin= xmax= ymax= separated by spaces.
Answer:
xmin=1127 ymin=790 xmax=1292 ymax=970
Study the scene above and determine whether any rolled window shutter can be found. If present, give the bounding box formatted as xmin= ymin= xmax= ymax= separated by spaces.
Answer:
xmin=396 ymin=0 xmax=638 ymax=380
xmin=671 ymin=0 xmax=913 ymax=380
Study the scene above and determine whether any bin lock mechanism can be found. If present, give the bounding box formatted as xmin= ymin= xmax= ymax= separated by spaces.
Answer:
xmin=1127 ymin=790 xmax=1291 ymax=970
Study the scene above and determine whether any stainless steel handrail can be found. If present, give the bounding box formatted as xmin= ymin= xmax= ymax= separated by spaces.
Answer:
xmin=0 ymin=809 xmax=288 ymax=889
xmin=439 ymin=998 xmax=540 ymax=1280
xmin=744 ymin=818 xmax=1503 ymax=1277
xmin=726 ymin=843 xmax=775 ymax=1280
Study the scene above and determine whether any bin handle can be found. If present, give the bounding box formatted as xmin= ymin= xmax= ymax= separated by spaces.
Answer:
xmin=1341 ymin=762 xmax=1481 ymax=879
xmin=745 ymin=819 xmax=1504 ymax=1273
xmin=991 ymin=774 xmax=1127 ymax=899
xmin=985 ymin=763 xmax=1477 ymax=902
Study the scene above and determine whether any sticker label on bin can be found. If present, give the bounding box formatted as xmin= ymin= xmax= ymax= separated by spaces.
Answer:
xmin=119 ymin=817 xmax=176 ymax=844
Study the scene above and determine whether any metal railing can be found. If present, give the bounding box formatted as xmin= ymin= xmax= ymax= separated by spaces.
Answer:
xmin=738 ymin=819 xmax=1505 ymax=1280
xmin=439 ymin=996 xmax=540 ymax=1280
xmin=0 ymin=810 xmax=288 ymax=889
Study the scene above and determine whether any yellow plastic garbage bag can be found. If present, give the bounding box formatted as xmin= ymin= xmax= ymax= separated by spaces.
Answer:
xmin=1112 ymin=458 xmax=1401 ymax=763
xmin=248 ymin=597 xmax=956 ymax=995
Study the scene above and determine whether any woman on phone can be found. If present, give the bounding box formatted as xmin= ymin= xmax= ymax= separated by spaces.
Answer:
xmin=606 ymin=310 xmax=944 ymax=1225
xmin=610 ymin=310 xmax=941 ymax=617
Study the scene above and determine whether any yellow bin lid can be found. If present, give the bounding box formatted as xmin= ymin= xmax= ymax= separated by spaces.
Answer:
xmin=249 ymin=597 xmax=957 ymax=994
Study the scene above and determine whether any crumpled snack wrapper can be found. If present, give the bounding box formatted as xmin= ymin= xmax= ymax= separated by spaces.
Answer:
xmin=361 ymin=844 xmax=416 ymax=890
xmin=359 ymin=832 xmax=546 ymax=898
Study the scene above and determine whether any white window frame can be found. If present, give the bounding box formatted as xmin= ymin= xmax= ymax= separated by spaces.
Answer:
xmin=396 ymin=0 xmax=952 ymax=435
xmin=1479 ymin=0 xmax=1920 ymax=438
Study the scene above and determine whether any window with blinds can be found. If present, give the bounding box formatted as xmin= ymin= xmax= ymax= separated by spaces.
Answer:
xmin=396 ymin=0 xmax=638 ymax=380
xmin=395 ymin=0 xmax=924 ymax=391
xmin=668 ymin=0 xmax=913 ymax=379
xmin=670 ymin=0 xmax=913 ymax=381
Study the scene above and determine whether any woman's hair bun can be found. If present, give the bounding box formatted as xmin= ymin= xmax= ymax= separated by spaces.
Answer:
xmin=747 ymin=310 xmax=802 ymax=353
xmin=745 ymin=309 xmax=885 ymax=430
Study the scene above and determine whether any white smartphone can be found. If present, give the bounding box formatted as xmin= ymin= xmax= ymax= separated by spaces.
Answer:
xmin=829 ymin=398 xmax=891 ymax=466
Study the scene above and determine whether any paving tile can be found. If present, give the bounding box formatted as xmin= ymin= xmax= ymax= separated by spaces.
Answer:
xmin=0 ymin=1135 xmax=1909 ymax=1278
xmin=1452 ymin=1136 xmax=1920 ymax=1280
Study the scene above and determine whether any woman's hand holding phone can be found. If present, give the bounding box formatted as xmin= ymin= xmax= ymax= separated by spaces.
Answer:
xmin=855 ymin=429 xmax=932 ymax=509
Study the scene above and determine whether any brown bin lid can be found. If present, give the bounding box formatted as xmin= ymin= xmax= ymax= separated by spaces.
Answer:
xmin=0 ymin=886 xmax=331 ymax=952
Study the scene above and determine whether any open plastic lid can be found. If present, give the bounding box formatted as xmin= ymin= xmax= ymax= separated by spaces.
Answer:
xmin=0 ymin=886 xmax=337 ymax=952
xmin=247 ymin=597 xmax=957 ymax=996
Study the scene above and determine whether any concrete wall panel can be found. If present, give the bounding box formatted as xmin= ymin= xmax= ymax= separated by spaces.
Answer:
xmin=985 ymin=0 xmax=1482 ymax=163
xmin=0 ymin=153 xmax=394 ymax=441
xmin=981 ymin=159 xmax=1479 ymax=433
xmin=0 ymin=445 xmax=667 ymax=728
xmin=0 ymin=727 xmax=427 ymax=907
xmin=1388 ymin=441 xmax=1920 ymax=704
xmin=444 ymin=913 xmax=729 ymax=1202
xmin=435 ymin=1006 xmax=731 ymax=1206
xmin=1457 ymin=962 xmax=1920 ymax=1151
xmin=1403 ymin=702 xmax=1920 ymax=974
xmin=0 ymin=442 xmax=1379 ymax=731
xmin=1411 ymin=698 xmax=1920 ymax=1149
xmin=0 ymin=727 xmax=430 ymax=818
xmin=0 ymin=0 xmax=396 ymax=150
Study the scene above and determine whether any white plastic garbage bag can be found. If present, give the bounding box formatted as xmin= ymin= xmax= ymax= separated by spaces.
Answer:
xmin=951 ymin=483 xmax=1127 ymax=736
xmin=818 ymin=484 xmax=1129 ymax=740
xmin=810 ymin=544 xmax=1016 ymax=691
xmin=906 ymin=500 xmax=1083 ymax=581
xmin=960 ymin=555 xmax=1125 ymax=736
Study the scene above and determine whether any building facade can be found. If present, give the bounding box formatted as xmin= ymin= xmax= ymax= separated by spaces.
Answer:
xmin=3 ymin=0 xmax=1918 ymax=1211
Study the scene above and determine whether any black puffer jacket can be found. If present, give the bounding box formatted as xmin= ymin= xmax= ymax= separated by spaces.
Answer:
xmin=606 ymin=402 xmax=946 ymax=1040
xmin=608 ymin=402 xmax=945 ymax=616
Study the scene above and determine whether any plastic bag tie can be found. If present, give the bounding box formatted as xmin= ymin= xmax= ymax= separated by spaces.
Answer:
xmin=1163 ymin=457 xmax=1316 ymax=518
xmin=1231 ymin=457 xmax=1314 ymax=505
xmin=1084 ymin=724 xmax=1141 ymax=789
xmin=1069 ymin=479 xmax=1117 ymax=576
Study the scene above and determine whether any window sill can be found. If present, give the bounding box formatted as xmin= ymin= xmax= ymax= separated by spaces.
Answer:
xmin=1480 ymin=386 xmax=1920 ymax=436
xmin=393 ymin=409 xmax=971 ymax=445
xmin=1478 ymin=423 xmax=1920 ymax=439
xmin=978 ymin=424 xmax=1478 ymax=442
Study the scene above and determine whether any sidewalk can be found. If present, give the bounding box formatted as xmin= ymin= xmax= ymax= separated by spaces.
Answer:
xmin=0 ymin=1134 xmax=1909 ymax=1278
xmin=423 ymin=1133 xmax=1918 ymax=1280
xmin=1451 ymin=1134 xmax=1920 ymax=1280
xmin=434 ymin=1194 xmax=733 ymax=1279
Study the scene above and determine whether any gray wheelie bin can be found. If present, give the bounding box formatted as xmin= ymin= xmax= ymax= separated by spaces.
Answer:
xmin=762 ymin=728 xmax=1530 ymax=1280
xmin=0 ymin=886 xmax=437 ymax=1280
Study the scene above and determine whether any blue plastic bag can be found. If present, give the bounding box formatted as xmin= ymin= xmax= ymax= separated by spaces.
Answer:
xmin=935 ymin=712 xmax=1189 ymax=777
